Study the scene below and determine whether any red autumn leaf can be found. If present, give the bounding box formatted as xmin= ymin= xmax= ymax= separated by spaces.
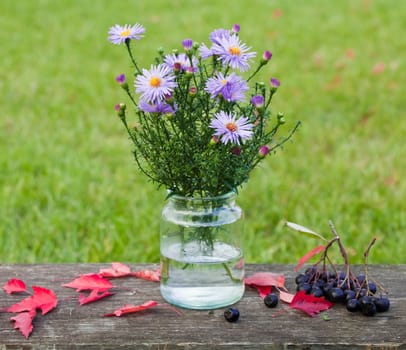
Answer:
xmin=10 ymin=309 xmax=36 ymax=339
xmin=104 ymin=300 xmax=158 ymax=317
xmin=62 ymin=274 xmax=113 ymax=292
xmin=78 ymin=289 xmax=114 ymax=305
xmin=3 ymin=279 xmax=27 ymax=294
xmin=132 ymin=268 xmax=161 ymax=282
xmin=289 ymin=290 xmax=333 ymax=317
xmin=99 ymin=262 xmax=132 ymax=278
xmin=6 ymin=286 xmax=58 ymax=315
xmin=295 ymin=245 xmax=326 ymax=272
xmin=254 ymin=285 xmax=272 ymax=299
xmin=245 ymin=272 xmax=285 ymax=288
xmin=279 ymin=290 xmax=295 ymax=304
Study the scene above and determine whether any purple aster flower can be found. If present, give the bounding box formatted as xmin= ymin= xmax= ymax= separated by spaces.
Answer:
xmin=182 ymin=39 xmax=193 ymax=50
xmin=108 ymin=24 xmax=145 ymax=45
xmin=139 ymin=100 xmax=177 ymax=115
xmin=135 ymin=64 xmax=177 ymax=103
xmin=270 ymin=77 xmax=281 ymax=87
xmin=211 ymin=34 xmax=256 ymax=71
xmin=209 ymin=28 xmax=231 ymax=44
xmin=164 ymin=53 xmax=198 ymax=73
xmin=198 ymin=42 xmax=214 ymax=59
xmin=209 ymin=111 xmax=254 ymax=145
xmin=251 ymin=95 xmax=265 ymax=108
xmin=205 ymin=72 xmax=248 ymax=102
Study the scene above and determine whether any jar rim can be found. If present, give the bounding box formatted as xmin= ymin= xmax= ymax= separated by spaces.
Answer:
xmin=166 ymin=190 xmax=237 ymax=202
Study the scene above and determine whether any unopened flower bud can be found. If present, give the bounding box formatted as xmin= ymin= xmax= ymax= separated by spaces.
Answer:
xmin=115 ymin=103 xmax=126 ymax=119
xmin=232 ymin=24 xmax=241 ymax=33
xmin=251 ymin=95 xmax=265 ymax=109
xmin=231 ymin=146 xmax=241 ymax=155
xmin=182 ymin=39 xmax=193 ymax=51
xmin=277 ymin=112 xmax=285 ymax=124
xmin=258 ymin=145 xmax=270 ymax=158
xmin=115 ymin=74 xmax=129 ymax=91
xmin=209 ymin=136 xmax=219 ymax=146
xmin=157 ymin=47 xmax=165 ymax=56
xmin=189 ymin=86 xmax=197 ymax=97
xmin=270 ymin=77 xmax=280 ymax=89
xmin=260 ymin=50 xmax=272 ymax=65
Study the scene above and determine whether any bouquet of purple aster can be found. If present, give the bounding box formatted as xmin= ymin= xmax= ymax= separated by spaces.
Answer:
xmin=108 ymin=23 xmax=300 ymax=197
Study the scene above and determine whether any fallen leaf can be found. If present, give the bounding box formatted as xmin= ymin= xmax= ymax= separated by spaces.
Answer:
xmin=10 ymin=310 xmax=36 ymax=339
xmin=3 ymin=279 xmax=27 ymax=294
xmin=104 ymin=300 xmax=158 ymax=317
xmin=7 ymin=286 xmax=58 ymax=315
xmin=78 ymin=290 xmax=114 ymax=305
xmin=62 ymin=274 xmax=113 ymax=292
xmin=279 ymin=290 xmax=295 ymax=304
xmin=295 ymin=245 xmax=326 ymax=272
xmin=99 ymin=262 xmax=132 ymax=278
xmin=245 ymin=272 xmax=285 ymax=288
xmin=289 ymin=290 xmax=333 ymax=317
xmin=132 ymin=269 xmax=161 ymax=282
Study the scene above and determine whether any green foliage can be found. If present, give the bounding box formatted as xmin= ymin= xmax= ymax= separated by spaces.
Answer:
xmin=113 ymin=29 xmax=299 ymax=197
xmin=0 ymin=0 xmax=405 ymax=264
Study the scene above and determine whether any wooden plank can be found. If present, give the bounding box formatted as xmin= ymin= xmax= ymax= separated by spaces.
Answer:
xmin=0 ymin=264 xmax=405 ymax=349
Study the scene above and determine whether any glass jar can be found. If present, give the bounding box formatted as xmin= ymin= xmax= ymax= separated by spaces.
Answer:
xmin=159 ymin=191 xmax=244 ymax=309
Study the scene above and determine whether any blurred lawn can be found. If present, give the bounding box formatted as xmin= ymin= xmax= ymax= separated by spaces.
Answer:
xmin=0 ymin=0 xmax=405 ymax=264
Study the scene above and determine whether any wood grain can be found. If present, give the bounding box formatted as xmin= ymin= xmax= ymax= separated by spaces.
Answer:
xmin=0 ymin=264 xmax=405 ymax=349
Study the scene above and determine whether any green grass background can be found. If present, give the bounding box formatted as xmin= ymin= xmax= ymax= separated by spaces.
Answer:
xmin=1 ymin=0 xmax=405 ymax=264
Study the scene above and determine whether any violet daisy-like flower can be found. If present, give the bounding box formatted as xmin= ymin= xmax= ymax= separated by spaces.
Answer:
xmin=211 ymin=34 xmax=256 ymax=71
xmin=135 ymin=64 xmax=177 ymax=103
xmin=210 ymin=28 xmax=231 ymax=44
xmin=139 ymin=100 xmax=177 ymax=115
xmin=164 ymin=53 xmax=198 ymax=73
xmin=205 ymin=72 xmax=248 ymax=102
xmin=210 ymin=111 xmax=254 ymax=145
xmin=108 ymin=24 xmax=145 ymax=45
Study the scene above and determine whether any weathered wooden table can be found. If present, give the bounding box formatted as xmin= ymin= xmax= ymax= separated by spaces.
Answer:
xmin=0 ymin=264 xmax=405 ymax=349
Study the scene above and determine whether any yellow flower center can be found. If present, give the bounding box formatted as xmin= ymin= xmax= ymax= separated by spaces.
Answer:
xmin=226 ymin=122 xmax=238 ymax=132
xmin=120 ymin=29 xmax=131 ymax=37
xmin=221 ymin=79 xmax=227 ymax=85
xmin=149 ymin=77 xmax=161 ymax=87
xmin=228 ymin=46 xmax=241 ymax=56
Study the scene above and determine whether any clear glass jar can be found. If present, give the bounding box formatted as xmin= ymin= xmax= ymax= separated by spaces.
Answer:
xmin=160 ymin=191 xmax=244 ymax=309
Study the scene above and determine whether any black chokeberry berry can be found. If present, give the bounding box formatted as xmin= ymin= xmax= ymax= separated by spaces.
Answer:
xmin=361 ymin=301 xmax=377 ymax=316
xmin=328 ymin=287 xmax=345 ymax=303
xmin=264 ymin=293 xmax=279 ymax=308
xmin=224 ymin=307 xmax=240 ymax=322
xmin=310 ymin=287 xmax=324 ymax=298
xmin=346 ymin=298 xmax=360 ymax=312
xmin=375 ymin=297 xmax=390 ymax=312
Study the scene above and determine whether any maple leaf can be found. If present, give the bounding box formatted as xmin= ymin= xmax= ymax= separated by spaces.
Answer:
xmin=78 ymin=289 xmax=114 ymax=305
xmin=62 ymin=274 xmax=113 ymax=292
xmin=6 ymin=286 xmax=58 ymax=315
xmin=245 ymin=272 xmax=285 ymax=288
xmin=3 ymin=279 xmax=27 ymax=294
xmin=10 ymin=309 xmax=36 ymax=339
xmin=289 ymin=290 xmax=333 ymax=317
xmin=104 ymin=300 xmax=158 ymax=317
xmin=132 ymin=268 xmax=161 ymax=282
xmin=99 ymin=262 xmax=132 ymax=278
xmin=295 ymin=245 xmax=326 ymax=272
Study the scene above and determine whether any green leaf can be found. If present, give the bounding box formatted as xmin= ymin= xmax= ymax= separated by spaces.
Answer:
xmin=286 ymin=222 xmax=327 ymax=241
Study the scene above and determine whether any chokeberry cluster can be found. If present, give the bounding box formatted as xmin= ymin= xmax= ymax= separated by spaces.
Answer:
xmin=289 ymin=220 xmax=390 ymax=317
xmin=295 ymin=266 xmax=390 ymax=316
